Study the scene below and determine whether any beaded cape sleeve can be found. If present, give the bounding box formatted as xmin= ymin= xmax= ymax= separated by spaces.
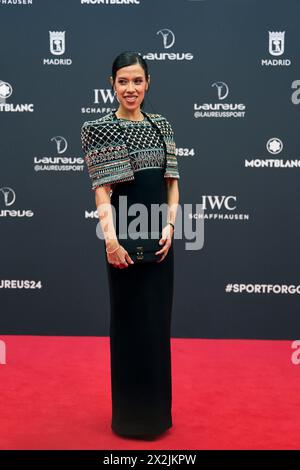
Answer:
xmin=80 ymin=112 xmax=180 ymax=191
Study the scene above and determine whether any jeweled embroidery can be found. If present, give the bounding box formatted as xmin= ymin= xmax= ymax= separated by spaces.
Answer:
xmin=81 ymin=110 xmax=180 ymax=190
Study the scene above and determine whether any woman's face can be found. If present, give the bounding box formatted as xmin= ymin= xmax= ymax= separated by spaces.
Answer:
xmin=113 ymin=63 xmax=149 ymax=111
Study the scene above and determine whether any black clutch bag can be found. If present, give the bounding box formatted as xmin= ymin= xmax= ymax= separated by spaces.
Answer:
xmin=118 ymin=231 xmax=162 ymax=264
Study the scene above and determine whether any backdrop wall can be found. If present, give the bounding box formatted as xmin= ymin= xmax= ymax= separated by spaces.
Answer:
xmin=1 ymin=0 xmax=299 ymax=339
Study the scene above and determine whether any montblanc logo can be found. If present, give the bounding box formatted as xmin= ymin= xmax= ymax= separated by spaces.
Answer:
xmin=33 ymin=136 xmax=84 ymax=172
xmin=245 ymin=138 xmax=300 ymax=168
xmin=0 ymin=80 xmax=12 ymax=99
xmin=43 ymin=31 xmax=72 ymax=66
xmin=261 ymin=31 xmax=291 ymax=67
xmin=0 ymin=80 xmax=34 ymax=113
xmin=266 ymin=137 xmax=283 ymax=155
xmin=81 ymin=0 xmax=140 ymax=4
xmin=291 ymin=80 xmax=300 ymax=105
xmin=189 ymin=195 xmax=250 ymax=221
xmin=143 ymin=28 xmax=194 ymax=61
xmin=194 ymin=82 xmax=246 ymax=118
xmin=82 ymin=87 xmax=116 ymax=115
xmin=0 ymin=187 xmax=34 ymax=217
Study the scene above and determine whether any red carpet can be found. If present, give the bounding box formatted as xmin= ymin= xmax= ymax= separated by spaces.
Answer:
xmin=0 ymin=336 xmax=299 ymax=450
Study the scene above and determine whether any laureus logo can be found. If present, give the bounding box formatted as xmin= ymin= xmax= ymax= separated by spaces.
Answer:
xmin=33 ymin=136 xmax=84 ymax=172
xmin=194 ymin=81 xmax=246 ymax=118
xmin=0 ymin=188 xmax=33 ymax=217
xmin=157 ymin=29 xmax=175 ymax=49
xmin=211 ymin=82 xmax=229 ymax=100
xmin=143 ymin=28 xmax=194 ymax=61
xmin=0 ymin=187 xmax=16 ymax=206
xmin=50 ymin=136 xmax=68 ymax=154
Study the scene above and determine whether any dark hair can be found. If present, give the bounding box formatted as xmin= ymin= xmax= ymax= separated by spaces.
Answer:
xmin=111 ymin=51 xmax=150 ymax=108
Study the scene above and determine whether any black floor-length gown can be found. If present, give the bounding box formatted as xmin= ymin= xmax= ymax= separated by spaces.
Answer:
xmin=105 ymin=114 xmax=174 ymax=437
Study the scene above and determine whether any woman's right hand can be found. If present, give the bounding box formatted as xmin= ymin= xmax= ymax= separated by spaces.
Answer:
xmin=106 ymin=243 xmax=134 ymax=269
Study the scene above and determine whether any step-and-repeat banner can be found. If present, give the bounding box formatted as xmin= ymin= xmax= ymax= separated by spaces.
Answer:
xmin=0 ymin=0 xmax=299 ymax=339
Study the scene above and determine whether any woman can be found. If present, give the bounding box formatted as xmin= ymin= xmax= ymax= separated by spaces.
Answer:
xmin=81 ymin=51 xmax=180 ymax=439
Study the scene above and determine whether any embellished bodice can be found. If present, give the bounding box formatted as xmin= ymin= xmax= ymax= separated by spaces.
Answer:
xmin=116 ymin=116 xmax=166 ymax=174
xmin=81 ymin=110 xmax=180 ymax=191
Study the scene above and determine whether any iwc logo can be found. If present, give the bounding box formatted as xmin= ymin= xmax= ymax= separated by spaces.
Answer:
xmin=81 ymin=87 xmax=116 ymax=115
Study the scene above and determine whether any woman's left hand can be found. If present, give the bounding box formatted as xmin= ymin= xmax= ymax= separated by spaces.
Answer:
xmin=155 ymin=224 xmax=174 ymax=263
